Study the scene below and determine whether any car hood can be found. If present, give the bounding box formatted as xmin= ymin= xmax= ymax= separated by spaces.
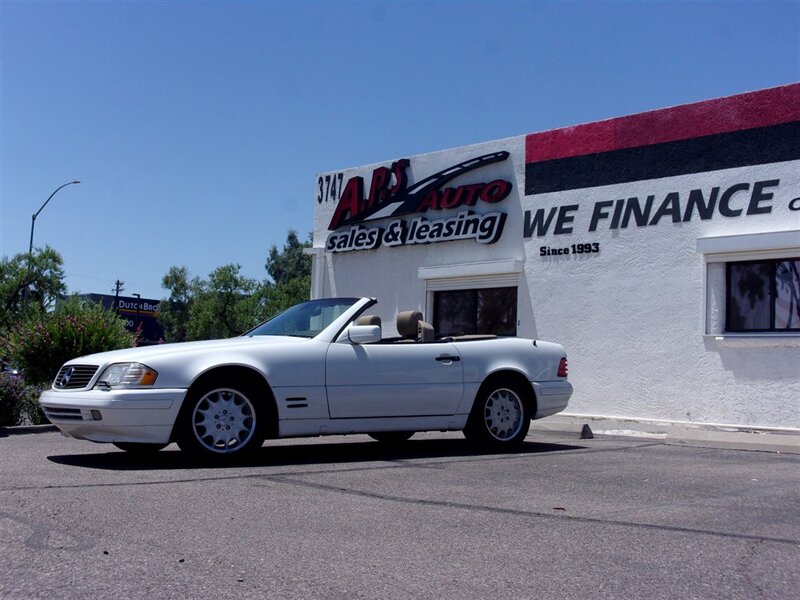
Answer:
xmin=66 ymin=335 xmax=310 ymax=366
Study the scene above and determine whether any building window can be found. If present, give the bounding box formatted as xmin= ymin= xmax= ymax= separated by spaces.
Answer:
xmin=726 ymin=258 xmax=800 ymax=332
xmin=433 ymin=287 xmax=517 ymax=337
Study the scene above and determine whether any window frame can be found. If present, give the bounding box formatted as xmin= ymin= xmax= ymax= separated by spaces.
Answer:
xmin=725 ymin=257 xmax=799 ymax=333
xmin=697 ymin=231 xmax=800 ymax=344
xmin=432 ymin=286 xmax=518 ymax=338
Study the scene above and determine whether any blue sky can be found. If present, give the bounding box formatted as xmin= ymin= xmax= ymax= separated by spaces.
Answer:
xmin=1 ymin=1 xmax=798 ymax=300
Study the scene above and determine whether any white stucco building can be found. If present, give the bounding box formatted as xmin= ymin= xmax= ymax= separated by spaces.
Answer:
xmin=310 ymin=83 xmax=800 ymax=431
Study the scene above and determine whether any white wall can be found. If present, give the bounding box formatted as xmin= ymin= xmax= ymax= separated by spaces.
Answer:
xmin=521 ymin=163 xmax=799 ymax=428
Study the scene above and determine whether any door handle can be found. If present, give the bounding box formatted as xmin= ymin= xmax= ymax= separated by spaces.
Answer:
xmin=435 ymin=355 xmax=461 ymax=362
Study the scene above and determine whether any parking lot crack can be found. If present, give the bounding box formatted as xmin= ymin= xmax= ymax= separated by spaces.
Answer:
xmin=261 ymin=474 xmax=800 ymax=549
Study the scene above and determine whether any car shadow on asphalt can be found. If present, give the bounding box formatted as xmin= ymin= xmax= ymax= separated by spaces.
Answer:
xmin=47 ymin=437 xmax=587 ymax=471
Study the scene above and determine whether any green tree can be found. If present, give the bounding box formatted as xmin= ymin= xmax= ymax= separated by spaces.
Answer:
xmin=186 ymin=264 xmax=259 ymax=340
xmin=265 ymin=230 xmax=311 ymax=286
xmin=156 ymin=230 xmax=314 ymax=342
xmin=0 ymin=246 xmax=66 ymax=334
xmin=157 ymin=266 xmax=198 ymax=342
xmin=257 ymin=274 xmax=312 ymax=318
xmin=261 ymin=230 xmax=312 ymax=316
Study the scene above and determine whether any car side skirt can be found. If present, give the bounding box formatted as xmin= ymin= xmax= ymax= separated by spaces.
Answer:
xmin=278 ymin=415 xmax=470 ymax=438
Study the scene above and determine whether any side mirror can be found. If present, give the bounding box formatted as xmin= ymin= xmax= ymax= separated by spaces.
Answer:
xmin=347 ymin=324 xmax=381 ymax=345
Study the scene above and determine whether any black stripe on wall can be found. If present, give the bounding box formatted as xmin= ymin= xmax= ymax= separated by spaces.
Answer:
xmin=525 ymin=121 xmax=800 ymax=195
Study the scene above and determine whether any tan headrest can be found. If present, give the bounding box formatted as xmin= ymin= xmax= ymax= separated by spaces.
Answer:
xmin=397 ymin=310 xmax=422 ymax=338
xmin=356 ymin=315 xmax=381 ymax=327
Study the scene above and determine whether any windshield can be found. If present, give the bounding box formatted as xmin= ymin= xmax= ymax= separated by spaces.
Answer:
xmin=245 ymin=298 xmax=361 ymax=338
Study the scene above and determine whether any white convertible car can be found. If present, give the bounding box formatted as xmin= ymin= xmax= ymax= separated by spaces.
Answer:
xmin=40 ymin=297 xmax=572 ymax=459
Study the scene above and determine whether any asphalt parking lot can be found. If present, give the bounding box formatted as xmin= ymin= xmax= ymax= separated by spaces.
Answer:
xmin=1 ymin=429 xmax=798 ymax=599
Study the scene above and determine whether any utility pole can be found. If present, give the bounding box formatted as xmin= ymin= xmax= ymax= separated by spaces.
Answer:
xmin=113 ymin=280 xmax=125 ymax=314
xmin=132 ymin=293 xmax=141 ymax=333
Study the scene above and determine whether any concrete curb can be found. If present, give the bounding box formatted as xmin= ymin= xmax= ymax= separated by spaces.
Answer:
xmin=529 ymin=415 xmax=800 ymax=454
xmin=3 ymin=418 xmax=799 ymax=454
xmin=0 ymin=424 xmax=57 ymax=436
xmin=666 ymin=426 xmax=800 ymax=454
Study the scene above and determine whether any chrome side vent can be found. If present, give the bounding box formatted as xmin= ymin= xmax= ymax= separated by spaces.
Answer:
xmin=286 ymin=397 xmax=308 ymax=409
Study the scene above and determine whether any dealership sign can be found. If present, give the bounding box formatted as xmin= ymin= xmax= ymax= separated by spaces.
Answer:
xmin=80 ymin=294 xmax=165 ymax=343
xmin=325 ymin=152 xmax=512 ymax=252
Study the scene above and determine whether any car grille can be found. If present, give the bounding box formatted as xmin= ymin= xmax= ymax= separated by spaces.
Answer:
xmin=42 ymin=407 xmax=85 ymax=421
xmin=53 ymin=365 xmax=99 ymax=390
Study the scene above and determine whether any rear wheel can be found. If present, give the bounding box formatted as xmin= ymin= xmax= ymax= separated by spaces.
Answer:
xmin=176 ymin=380 xmax=264 ymax=460
xmin=368 ymin=431 xmax=414 ymax=444
xmin=464 ymin=378 xmax=531 ymax=448
xmin=113 ymin=442 xmax=168 ymax=454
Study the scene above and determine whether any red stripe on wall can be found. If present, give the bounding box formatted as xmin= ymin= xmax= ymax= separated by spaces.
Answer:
xmin=525 ymin=83 xmax=800 ymax=163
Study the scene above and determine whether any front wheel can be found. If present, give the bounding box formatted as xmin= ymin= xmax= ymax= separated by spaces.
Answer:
xmin=464 ymin=379 xmax=531 ymax=448
xmin=176 ymin=381 xmax=264 ymax=460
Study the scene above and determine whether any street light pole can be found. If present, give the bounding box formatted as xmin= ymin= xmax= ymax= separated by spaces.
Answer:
xmin=28 ymin=179 xmax=81 ymax=256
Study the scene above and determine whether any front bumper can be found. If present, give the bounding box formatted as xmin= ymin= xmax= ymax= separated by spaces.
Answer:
xmin=40 ymin=387 xmax=187 ymax=445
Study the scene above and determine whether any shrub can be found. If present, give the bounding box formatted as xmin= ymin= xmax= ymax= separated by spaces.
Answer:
xmin=20 ymin=383 xmax=46 ymax=425
xmin=0 ymin=371 xmax=35 ymax=426
xmin=5 ymin=297 xmax=137 ymax=387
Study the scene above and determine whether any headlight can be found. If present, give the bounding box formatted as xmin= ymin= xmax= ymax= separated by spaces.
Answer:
xmin=95 ymin=363 xmax=158 ymax=388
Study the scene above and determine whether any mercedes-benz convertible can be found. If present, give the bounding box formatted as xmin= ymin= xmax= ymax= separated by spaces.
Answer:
xmin=40 ymin=297 xmax=572 ymax=459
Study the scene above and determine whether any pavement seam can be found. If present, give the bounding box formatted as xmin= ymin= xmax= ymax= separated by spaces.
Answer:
xmin=257 ymin=474 xmax=800 ymax=548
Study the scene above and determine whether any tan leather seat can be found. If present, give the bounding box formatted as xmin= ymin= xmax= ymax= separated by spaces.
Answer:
xmin=418 ymin=321 xmax=434 ymax=342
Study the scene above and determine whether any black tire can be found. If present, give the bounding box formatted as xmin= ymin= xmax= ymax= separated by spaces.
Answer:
xmin=113 ymin=442 xmax=168 ymax=454
xmin=463 ymin=378 xmax=531 ymax=448
xmin=176 ymin=379 xmax=265 ymax=460
xmin=368 ymin=431 xmax=415 ymax=444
